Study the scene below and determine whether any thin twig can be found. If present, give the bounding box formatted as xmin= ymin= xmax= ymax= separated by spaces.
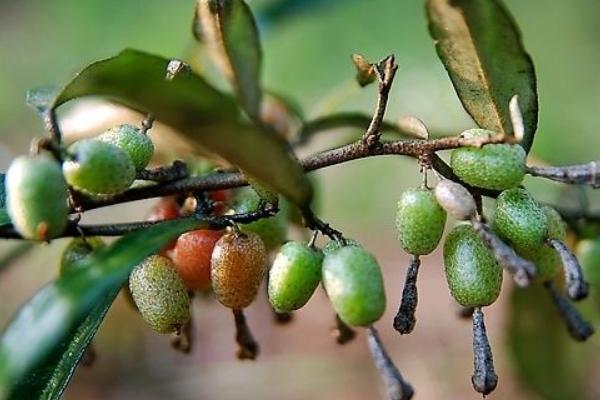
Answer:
xmin=363 ymin=55 xmax=398 ymax=148
xmin=332 ymin=314 xmax=356 ymax=345
xmin=527 ymin=162 xmax=600 ymax=188
xmin=233 ymin=309 xmax=259 ymax=360
xmin=471 ymin=307 xmax=498 ymax=396
xmin=137 ymin=160 xmax=189 ymax=183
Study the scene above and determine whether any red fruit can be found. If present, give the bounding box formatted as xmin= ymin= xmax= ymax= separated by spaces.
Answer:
xmin=210 ymin=189 xmax=231 ymax=215
xmin=170 ymin=229 xmax=225 ymax=290
xmin=148 ymin=197 xmax=181 ymax=253
xmin=148 ymin=197 xmax=180 ymax=222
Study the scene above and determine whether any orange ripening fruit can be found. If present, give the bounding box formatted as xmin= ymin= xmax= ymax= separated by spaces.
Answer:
xmin=170 ymin=229 xmax=225 ymax=291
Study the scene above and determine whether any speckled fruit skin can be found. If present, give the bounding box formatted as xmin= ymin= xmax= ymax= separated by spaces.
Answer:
xmin=493 ymin=187 xmax=548 ymax=250
xmin=395 ymin=187 xmax=447 ymax=255
xmin=322 ymin=246 xmax=386 ymax=327
xmin=576 ymin=239 xmax=600 ymax=289
xmin=60 ymin=237 xmax=105 ymax=275
xmin=234 ymin=188 xmax=287 ymax=250
xmin=63 ymin=139 xmax=136 ymax=195
xmin=129 ymin=255 xmax=190 ymax=334
xmin=169 ymin=229 xmax=224 ymax=291
xmin=450 ymin=129 xmax=526 ymax=190
xmin=98 ymin=124 xmax=154 ymax=171
xmin=6 ymin=155 xmax=69 ymax=240
xmin=443 ymin=224 xmax=503 ymax=307
xmin=517 ymin=244 xmax=561 ymax=284
xmin=211 ymin=231 xmax=267 ymax=309
xmin=322 ymin=239 xmax=361 ymax=256
xmin=542 ymin=205 xmax=567 ymax=241
xmin=268 ymin=241 xmax=324 ymax=313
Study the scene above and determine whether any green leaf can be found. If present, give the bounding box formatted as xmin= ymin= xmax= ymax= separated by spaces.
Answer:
xmin=9 ymin=289 xmax=118 ymax=400
xmin=196 ymin=0 xmax=263 ymax=120
xmin=426 ymin=0 xmax=538 ymax=151
xmin=52 ymin=49 xmax=311 ymax=206
xmin=507 ymin=285 xmax=589 ymax=400
xmin=0 ymin=217 xmax=202 ymax=399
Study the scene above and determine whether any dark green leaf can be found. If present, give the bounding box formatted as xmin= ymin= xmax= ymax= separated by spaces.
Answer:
xmin=9 ymin=289 xmax=118 ymax=400
xmin=426 ymin=0 xmax=538 ymax=151
xmin=0 ymin=217 xmax=201 ymax=399
xmin=52 ymin=49 xmax=311 ymax=206
xmin=507 ymin=285 xmax=590 ymax=400
xmin=25 ymin=86 xmax=58 ymax=118
xmin=196 ymin=0 xmax=263 ymax=120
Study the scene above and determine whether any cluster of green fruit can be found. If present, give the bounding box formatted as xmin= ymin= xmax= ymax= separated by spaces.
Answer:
xmin=394 ymin=129 xmax=593 ymax=394
xmin=5 ymin=124 xmax=154 ymax=240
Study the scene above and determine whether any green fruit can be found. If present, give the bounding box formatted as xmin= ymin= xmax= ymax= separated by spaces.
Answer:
xmin=234 ymin=188 xmax=287 ymax=250
xmin=60 ymin=237 xmax=106 ymax=275
xmin=493 ymin=188 xmax=548 ymax=250
xmin=268 ymin=241 xmax=324 ymax=313
xmin=444 ymin=224 xmax=503 ymax=307
xmin=322 ymin=246 xmax=386 ymax=326
xmin=129 ymin=255 xmax=190 ymax=333
xmin=542 ymin=205 xmax=566 ymax=241
xmin=450 ymin=129 xmax=526 ymax=190
xmin=6 ymin=155 xmax=69 ymax=240
xmin=516 ymin=244 xmax=561 ymax=284
xmin=395 ymin=187 xmax=446 ymax=255
xmin=98 ymin=124 xmax=154 ymax=171
xmin=211 ymin=231 xmax=267 ymax=309
xmin=322 ymin=238 xmax=361 ymax=256
xmin=576 ymin=239 xmax=600 ymax=289
xmin=63 ymin=139 xmax=136 ymax=195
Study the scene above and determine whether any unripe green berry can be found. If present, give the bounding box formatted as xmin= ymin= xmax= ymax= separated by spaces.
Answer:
xmin=129 ymin=255 xmax=190 ymax=333
xmin=211 ymin=231 xmax=267 ymax=309
xmin=6 ymin=155 xmax=69 ymax=240
xmin=234 ymin=188 xmax=287 ymax=250
xmin=576 ymin=239 xmax=600 ymax=289
xmin=322 ymin=238 xmax=361 ymax=256
xmin=98 ymin=124 xmax=154 ymax=171
xmin=322 ymin=246 xmax=386 ymax=327
xmin=268 ymin=241 xmax=324 ymax=313
xmin=444 ymin=224 xmax=503 ymax=307
xmin=434 ymin=179 xmax=476 ymax=221
xmin=60 ymin=237 xmax=105 ymax=275
xmin=493 ymin=187 xmax=548 ymax=250
xmin=516 ymin=244 xmax=561 ymax=284
xmin=63 ymin=140 xmax=136 ymax=195
xmin=450 ymin=129 xmax=526 ymax=190
xmin=395 ymin=187 xmax=446 ymax=255
xmin=542 ymin=205 xmax=566 ymax=241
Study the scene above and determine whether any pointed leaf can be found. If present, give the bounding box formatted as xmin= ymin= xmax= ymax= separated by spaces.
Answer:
xmin=196 ymin=0 xmax=263 ymax=120
xmin=0 ymin=174 xmax=9 ymax=226
xmin=52 ymin=49 xmax=311 ymax=206
xmin=0 ymin=217 xmax=201 ymax=399
xmin=426 ymin=0 xmax=538 ymax=151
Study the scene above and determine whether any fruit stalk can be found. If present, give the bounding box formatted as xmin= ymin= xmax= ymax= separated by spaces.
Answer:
xmin=393 ymin=255 xmax=420 ymax=334
xmin=136 ymin=160 xmax=189 ymax=183
xmin=471 ymin=219 xmax=535 ymax=287
xmin=366 ymin=326 xmax=414 ymax=400
xmin=332 ymin=314 xmax=356 ymax=345
xmin=544 ymin=282 xmax=594 ymax=342
xmin=546 ymin=238 xmax=589 ymax=301
xmin=232 ymin=309 xmax=259 ymax=360
xmin=471 ymin=307 xmax=498 ymax=395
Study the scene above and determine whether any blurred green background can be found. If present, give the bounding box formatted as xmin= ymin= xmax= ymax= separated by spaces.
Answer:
xmin=1 ymin=0 xmax=600 ymax=399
